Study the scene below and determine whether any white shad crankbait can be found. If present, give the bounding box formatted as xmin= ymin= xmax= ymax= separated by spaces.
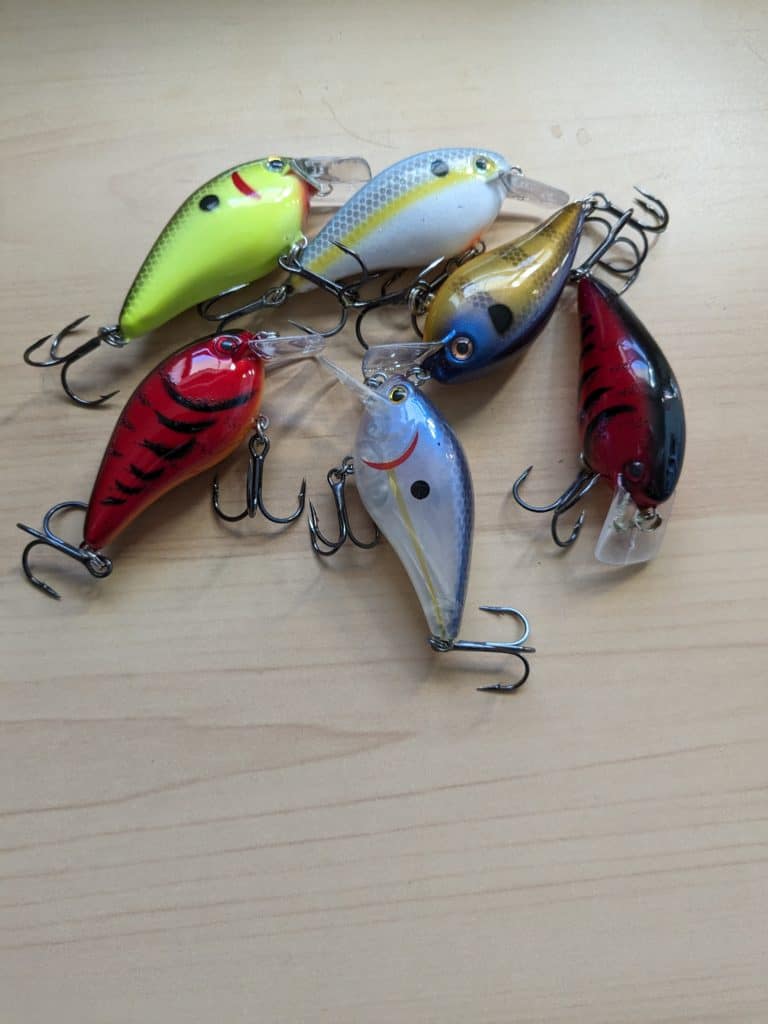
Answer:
xmin=309 ymin=356 xmax=535 ymax=692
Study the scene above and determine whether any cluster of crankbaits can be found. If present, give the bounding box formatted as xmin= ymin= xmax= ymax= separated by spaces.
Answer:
xmin=19 ymin=149 xmax=685 ymax=691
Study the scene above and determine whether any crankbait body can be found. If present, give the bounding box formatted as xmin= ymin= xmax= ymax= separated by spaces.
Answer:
xmin=18 ymin=330 xmax=324 ymax=596
xmin=309 ymin=358 xmax=533 ymax=689
xmin=291 ymin=149 xmax=569 ymax=290
xmin=577 ymin=276 xmax=685 ymax=563
xmin=353 ymin=376 xmax=473 ymax=644
xmin=422 ymin=200 xmax=590 ymax=383
xmin=24 ymin=155 xmax=370 ymax=405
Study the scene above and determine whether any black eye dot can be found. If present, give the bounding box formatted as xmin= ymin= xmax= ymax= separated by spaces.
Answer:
xmin=410 ymin=480 xmax=430 ymax=500
xmin=430 ymin=159 xmax=449 ymax=177
xmin=199 ymin=194 xmax=219 ymax=212
xmin=474 ymin=156 xmax=489 ymax=171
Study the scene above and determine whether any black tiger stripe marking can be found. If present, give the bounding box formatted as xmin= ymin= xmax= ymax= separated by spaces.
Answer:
xmin=141 ymin=438 xmax=196 ymax=461
xmin=101 ymin=496 xmax=126 ymax=506
xmin=130 ymin=463 xmax=165 ymax=481
xmin=161 ymin=373 xmax=253 ymax=412
xmin=584 ymin=404 xmax=636 ymax=446
xmin=137 ymin=390 xmax=151 ymax=407
xmin=579 ymin=366 xmax=600 ymax=389
xmin=580 ymin=343 xmax=596 ymax=357
xmin=582 ymin=386 xmax=613 ymax=413
xmin=118 ymin=415 xmax=136 ymax=431
xmin=580 ymin=316 xmax=595 ymax=340
xmin=107 ymin=447 xmax=123 ymax=458
xmin=115 ymin=480 xmax=144 ymax=495
xmin=155 ymin=410 xmax=217 ymax=434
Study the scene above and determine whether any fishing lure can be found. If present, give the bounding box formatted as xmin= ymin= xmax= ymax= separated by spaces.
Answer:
xmin=214 ymin=149 xmax=570 ymax=330
xmin=307 ymin=359 xmax=534 ymax=691
xmin=17 ymin=329 xmax=324 ymax=597
xmin=512 ymin=275 xmax=685 ymax=564
xmin=23 ymin=155 xmax=369 ymax=406
xmin=418 ymin=188 xmax=668 ymax=383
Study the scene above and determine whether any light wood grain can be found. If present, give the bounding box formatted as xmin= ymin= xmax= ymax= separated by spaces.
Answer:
xmin=1 ymin=1 xmax=767 ymax=1021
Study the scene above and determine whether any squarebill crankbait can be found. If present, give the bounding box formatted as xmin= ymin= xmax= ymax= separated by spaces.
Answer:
xmin=419 ymin=188 xmax=668 ymax=383
xmin=23 ymin=155 xmax=370 ymax=406
xmin=220 ymin=149 xmax=570 ymax=334
xmin=17 ymin=330 xmax=325 ymax=598
xmin=512 ymin=275 xmax=685 ymax=564
xmin=307 ymin=359 xmax=535 ymax=691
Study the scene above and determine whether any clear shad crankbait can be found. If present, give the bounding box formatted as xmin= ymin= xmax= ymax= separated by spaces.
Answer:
xmin=308 ymin=358 xmax=535 ymax=692
xmin=17 ymin=330 xmax=325 ymax=598
xmin=512 ymin=275 xmax=685 ymax=564
xmin=23 ymin=155 xmax=369 ymax=406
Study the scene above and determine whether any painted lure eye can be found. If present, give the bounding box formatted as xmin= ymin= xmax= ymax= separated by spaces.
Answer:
xmin=449 ymin=336 xmax=474 ymax=361
xmin=474 ymin=156 xmax=489 ymax=172
xmin=267 ymin=157 xmax=286 ymax=172
xmin=215 ymin=335 xmax=240 ymax=355
xmin=623 ymin=460 xmax=646 ymax=482
xmin=198 ymin=194 xmax=219 ymax=212
xmin=388 ymin=384 xmax=409 ymax=403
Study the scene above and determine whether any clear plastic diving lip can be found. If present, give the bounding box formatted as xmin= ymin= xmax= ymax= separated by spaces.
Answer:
xmin=594 ymin=481 xmax=675 ymax=566
xmin=293 ymin=156 xmax=373 ymax=188
xmin=499 ymin=169 xmax=569 ymax=207
xmin=362 ymin=341 xmax=445 ymax=380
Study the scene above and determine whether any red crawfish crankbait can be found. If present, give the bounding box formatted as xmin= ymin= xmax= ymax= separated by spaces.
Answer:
xmin=512 ymin=275 xmax=686 ymax=564
xmin=306 ymin=358 xmax=535 ymax=692
xmin=215 ymin=149 xmax=570 ymax=332
xmin=17 ymin=330 xmax=325 ymax=598
xmin=23 ymin=155 xmax=369 ymax=407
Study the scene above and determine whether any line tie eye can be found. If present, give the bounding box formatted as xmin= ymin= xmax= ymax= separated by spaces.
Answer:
xmin=199 ymin=194 xmax=219 ymax=212
xmin=388 ymin=385 xmax=408 ymax=403
xmin=449 ymin=336 xmax=474 ymax=361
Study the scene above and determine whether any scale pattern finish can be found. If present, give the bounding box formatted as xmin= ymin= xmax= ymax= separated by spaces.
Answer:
xmin=423 ymin=201 xmax=588 ymax=382
xmin=118 ymin=159 xmax=309 ymax=340
xmin=295 ymin=148 xmax=510 ymax=288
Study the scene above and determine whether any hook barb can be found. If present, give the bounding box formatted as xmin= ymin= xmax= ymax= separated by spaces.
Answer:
xmin=17 ymin=501 xmax=112 ymax=599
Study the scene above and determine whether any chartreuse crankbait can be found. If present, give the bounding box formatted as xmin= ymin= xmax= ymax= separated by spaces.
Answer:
xmin=306 ymin=357 xmax=535 ymax=692
xmin=213 ymin=149 xmax=570 ymax=332
xmin=419 ymin=188 xmax=669 ymax=382
xmin=512 ymin=274 xmax=685 ymax=564
xmin=17 ymin=329 xmax=325 ymax=598
xmin=23 ymin=155 xmax=370 ymax=406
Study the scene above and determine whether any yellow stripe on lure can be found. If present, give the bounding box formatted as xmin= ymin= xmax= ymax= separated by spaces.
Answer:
xmin=23 ymin=155 xmax=371 ymax=407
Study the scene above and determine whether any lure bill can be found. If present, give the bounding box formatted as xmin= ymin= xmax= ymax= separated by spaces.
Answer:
xmin=290 ymin=149 xmax=570 ymax=291
xmin=17 ymin=330 xmax=325 ymax=597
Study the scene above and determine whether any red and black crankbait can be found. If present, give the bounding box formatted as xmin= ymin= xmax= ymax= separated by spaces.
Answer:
xmin=18 ymin=329 xmax=323 ymax=597
xmin=513 ymin=275 xmax=685 ymax=564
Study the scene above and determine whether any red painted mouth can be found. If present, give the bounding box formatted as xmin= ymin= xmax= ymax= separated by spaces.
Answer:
xmin=231 ymin=170 xmax=261 ymax=199
xmin=362 ymin=431 xmax=419 ymax=470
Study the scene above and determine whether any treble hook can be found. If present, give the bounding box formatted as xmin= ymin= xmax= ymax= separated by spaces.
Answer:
xmin=17 ymin=501 xmax=113 ymax=599
xmin=512 ymin=466 xmax=602 ymax=548
xmin=212 ymin=415 xmax=306 ymax=526
xmin=307 ymin=457 xmax=380 ymax=556
xmin=428 ymin=606 xmax=535 ymax=693
xmin=22 ymin=316 xmax=124 ymax=407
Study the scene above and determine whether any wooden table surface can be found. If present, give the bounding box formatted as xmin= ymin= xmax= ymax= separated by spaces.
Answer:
xmin=2 ymin=2 xmax=767 ymax=1020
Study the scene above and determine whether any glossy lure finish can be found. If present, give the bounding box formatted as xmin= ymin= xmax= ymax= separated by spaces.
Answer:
xmin=17 ymin=330 xmax=324 ymax=596
xmin=291 ymin=149 xmax=568 ymax=291
xmin=421 ymin=200 xmax=590 ymax=383
xmin=352 ymin=376 xmax=473 ymax=643
xmin=514 ymin=277 xmax=685 ymax=564
xmin=23 ymin=155 xmax=370 ymax=405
